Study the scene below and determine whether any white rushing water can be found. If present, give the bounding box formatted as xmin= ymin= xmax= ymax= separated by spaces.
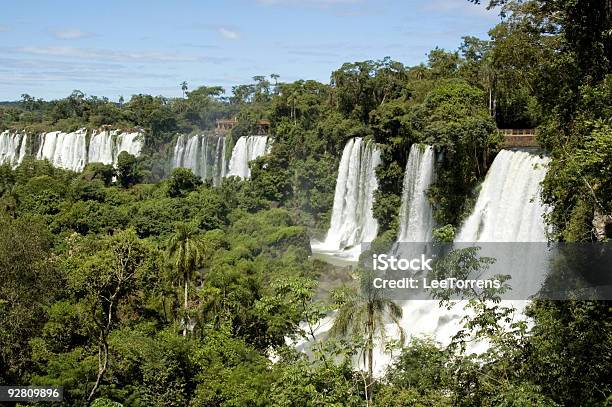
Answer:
xmin=173 ymin=134 xmax=228 ymax=185
xmin=18 ymin=134 xmax=28 ymax=164
xmin=37 ymin=129 xmax=88 ymax=172
xmin=0 ymin=130 xmax=27 ymax=167
xmin=305 ymin=148 xmax=551 ymax=376
xmin=115 ymin=132 xmax=143 ymax=163
xmin=226 ymin=135 xmax=270 ymax=179
xmin=37 ymin=129 xmax=144 ymax=171
xmin=376 ymin=149 xmax=551 ymax=375
xmin=397 ymin=144 xmax=436 ymax=242
xmin=456 ymin=149 xmax=549 ymax=242
xmin=312 ymin=137 xmax=382 ymax=259
xmin=88 ymin=130 xmax=117 ymax=164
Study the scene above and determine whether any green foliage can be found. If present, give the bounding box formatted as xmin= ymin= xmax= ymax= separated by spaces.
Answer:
xmin=166 ymin=222 xmax=206 ymax=332
xmin=107 ymin=326 xmax=196 ymax=406
xmin=0 ymin=215 xmax=57 ymax=384
xmin=189 ymin=327 xmax=271 ymax=406
xmin=543 ymin=118 xmax=612 ymax=241
xmin=0 ymin=4 xmax=610 ymax=405
xmin=424 ymin=80 xmax=500 ymax=226
xmin=375 ymin=338 xmax=452 ymax=406
xmin=523 ymin=300 xmax=612 ymax=405
xmin=166 ymin=168 xmax=202 ymax=198
xmin=372 ymin=190 xmax=402 ymax=233
xmin=82 ymin=162 xmax=115 ymax=187
xmin=332 ymin=57 xmax=410 ymax=125
xmin=330 ymin=268 xmax=404 ymax=396
xmin=432 ymin=224 xmax=456 ymax=242
xmin=52 ymin=200 xmax=128 ymax=235
xmin=116 ymin=152 xmax=142 ymax=188
xmin=270 ymin=353 xmax=362 ymax=407
xmin=91 ymin=398 xmax=123 ymax=407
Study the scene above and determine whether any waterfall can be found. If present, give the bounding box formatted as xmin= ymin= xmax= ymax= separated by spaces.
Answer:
xmin=115 ymin=132 xmax=143 ymax=163
xmin=313 ymin=137 xmax=381 ymax=257
xmin=378 ymin=149 xmax=549 ymax=375
xmin=226 ymin=135 xmax=270 ymax=179
xmin=0 ymin=130 xmax=27 ymax=167
xmin=173 ymin=134 xmax=200 ymax=171
xmin=88 ymin=130 xmax=116 ymax=164
xmin=456 ymin=149 xmax=549 ymax=242
xmin=220 ymin=134 xmax=227 ymax=179
xmin=213 ymin=135 xmax=227 ymax=185
xmin=172 ymin=134 xmax=228 ymax=186
xmin=17 ymin=134 xmax=27 ymax=164
xmin=37 ymin=129 xmax=88 ymax=172
xmin=397 ymin=144 xmax=436 ymax=242
xmin=37 ymin=129 xmax=144 ymax=171
xmin=453 ymin=148 xmax=551 ymax=301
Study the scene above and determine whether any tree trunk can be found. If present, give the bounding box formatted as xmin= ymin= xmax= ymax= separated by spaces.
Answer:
xmin=366 ymin=305 xmax=374 ymax=403
xmin=88 ymin=338 xmax=108 ymax=401
xmin=183 ymin=275 xmax=188 ymax=337
xmin=361 ymin=372 xmax=370 ymax=407
xmin=367 ymin=336 xmax=373 ymax=399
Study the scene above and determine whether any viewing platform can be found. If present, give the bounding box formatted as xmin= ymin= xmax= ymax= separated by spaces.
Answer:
xmin=215 ymin=119 xmax=238 ymax=132
xmin=500 ymin=128 xmax=538 ymax=148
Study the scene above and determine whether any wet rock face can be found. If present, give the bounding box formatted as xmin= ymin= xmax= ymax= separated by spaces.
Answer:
xmin=593 ymin=210 xmax=612 ymax=241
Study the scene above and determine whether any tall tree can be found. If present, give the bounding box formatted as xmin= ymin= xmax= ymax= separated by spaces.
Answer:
xmin=330 ymin=270 xmax=405 ymax=404
xmin=61 ymin=229 xmax=157 ymax=401
xmin=166 ymin=222 xmax=205 ymax=336
xmin=181 ymin=81 xmax=188 ymax=98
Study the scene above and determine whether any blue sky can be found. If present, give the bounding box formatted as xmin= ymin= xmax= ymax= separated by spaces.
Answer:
xmin=0 ymin=0 xmax=500 ymax=101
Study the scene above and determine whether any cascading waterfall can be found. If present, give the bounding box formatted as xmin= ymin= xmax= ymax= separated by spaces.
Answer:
xmin=226 ymin=135 xmax=270 ymax=179
xmin=312 ymin=137 xmax=381 ymax=257
xmin=18 ymin=134 xmax=27 ymax=164
xmin=305 ymin=148 xmax=551 ymax=376
xmin=88 ymin=130 xmax=116 ymax=164
xmin=37 ymin=129 xmax=88 ymax=172
xmin=397 ymin=144 xmax=436 ymax=242
xmin=455 ymin=148 xmax=551 ymax=300
xmin=220 ymin=134 xmax=227 ymax=179
xmin=378 ymin=149 xmax=551 ymax=375
xmin=173 ymin=134 xmax=228 ymax=185
xmin=0 ymin=130 xmax=27 ymax=167
xmin=115 ymin=132 xmax=143 ymax=163
xmin=37 ymin=129 xmax=144 ymax=171
xmin=456 ymin=149 xmax=549 ymax=242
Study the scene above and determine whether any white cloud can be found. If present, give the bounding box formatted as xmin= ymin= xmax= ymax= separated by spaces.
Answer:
xmin=52 ymin=28 xmax=95 ymax=40
xmin=254 ymin=0 xmax=373 ymax=16
xmin=218 ymin=27 xmax=240 ymax=40
xmin=3 ymin=46 xmax=230 ymax=64
xmin=19 ymin=46 xmax=195 ymax=62
xmin=257 ymin=0 xmax=360 ymax=6
xmin=0 ymin=25 xmax=9 ymax=33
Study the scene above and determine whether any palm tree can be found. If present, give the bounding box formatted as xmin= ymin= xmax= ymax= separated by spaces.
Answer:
xmin=330 ymin=269 xmax=405 ymax=403
xmin=166 ymin=222 xmax=205 ymax=336
xmin=180 ymin=81 xmax=188 ymax=98
xmin=271 ymin=73 xmax=280 ymax=94
xmin=287 ymin=90 xmax=298 ymax=124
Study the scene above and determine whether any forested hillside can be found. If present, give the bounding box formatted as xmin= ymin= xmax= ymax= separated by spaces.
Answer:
xmin=0 ymin=0 xmax=610 ymax=406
